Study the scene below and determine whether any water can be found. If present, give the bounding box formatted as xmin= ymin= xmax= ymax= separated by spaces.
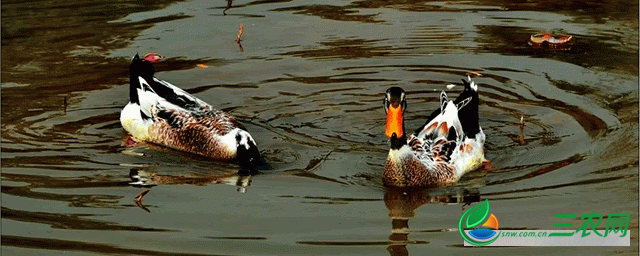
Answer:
xmin=2 ymin=0 xmax=638 ymax=255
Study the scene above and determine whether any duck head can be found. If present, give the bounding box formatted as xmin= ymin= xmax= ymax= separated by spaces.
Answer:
xmin=130 ymin=54 xmax=156 ymax=80
xmin=129 ymin=54 xmax=156 ymax=105
xmin=384 ymin=87 xmax=407 ymax=149
xmin=235 ymin=130 xmax=261 ymax=168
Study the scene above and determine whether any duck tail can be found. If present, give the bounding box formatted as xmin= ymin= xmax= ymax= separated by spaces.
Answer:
xmin=462 ymin=75 xmax=478 ymax=92
xmin=455 ymin=76 xmax=480 ymax=138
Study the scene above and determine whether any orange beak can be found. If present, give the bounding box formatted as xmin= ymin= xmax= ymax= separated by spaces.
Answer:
xmin=385 ymin=104 xmax=403 ymax=138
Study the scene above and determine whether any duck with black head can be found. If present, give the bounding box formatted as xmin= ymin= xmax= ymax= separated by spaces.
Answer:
xmin=120 ymin=54 xmax=260 ymax=166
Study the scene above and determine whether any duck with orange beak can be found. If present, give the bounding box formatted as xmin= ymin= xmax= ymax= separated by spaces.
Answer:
xmin=383 ymin=76 xmax=485 ymax=187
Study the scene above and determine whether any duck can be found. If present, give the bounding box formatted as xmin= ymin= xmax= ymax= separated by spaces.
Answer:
xmin=120 ymin=54 xmax=260 ymax=165
xmin=383 ymin=76 xmax=485 ymax=187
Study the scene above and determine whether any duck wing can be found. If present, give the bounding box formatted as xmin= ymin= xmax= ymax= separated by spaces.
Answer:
xmin=128 ymin=54 xmax=243 ymax=134
xmin=408 ymin=92 xmax=463 ymax=166
xmin=129 ymin=54 xmax=211 ymax=117
xmin=414 ymin=76 xmax=480 ymax=140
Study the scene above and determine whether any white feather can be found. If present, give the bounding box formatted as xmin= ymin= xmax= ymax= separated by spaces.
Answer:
xmin=153 ymin=78 xmax=211 ymax=107
xmin=120 ymin=102 xmax=154 ymax=140
xmin=467 ymin=75 xmax=478 ymax=91
xmin=219 ymin=128 xmax=241 ymax=155
xmin=417 ymin=100 xmax=463 ymax=141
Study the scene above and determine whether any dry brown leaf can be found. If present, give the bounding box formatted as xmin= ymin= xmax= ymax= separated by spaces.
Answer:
xmin=467 ymin=71 xmax=482 ymax=77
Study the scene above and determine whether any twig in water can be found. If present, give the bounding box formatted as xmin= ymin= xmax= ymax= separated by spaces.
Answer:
xmin=135 ymin=189 xmax=151 ymax=212
xmin=224 ymin=0 xmax=233 ymax=15
xmin=135 ymin=189 xmax=150 ymax=203
xmin=236 ymin=24 xmax=244 ymax=44
xmin=236 ymin=24 xmax=244 ymax=52
xmin=518 ymin=115 xmax=526 ymax=145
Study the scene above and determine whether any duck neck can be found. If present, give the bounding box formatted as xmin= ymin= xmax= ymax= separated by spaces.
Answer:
xmin=129 ymin=73 xmax=140 ymax=104
xmin=389 ymin=132 xmax=407 ymax=150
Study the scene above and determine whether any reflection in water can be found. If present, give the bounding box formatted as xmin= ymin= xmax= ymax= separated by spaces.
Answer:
xmin=129 ymin=169 xmax=252 ymax=189
xmin=384 ymin=188 xmax=480 ymax=255
xmin=128 ymin=168 xmax=253 ymax=212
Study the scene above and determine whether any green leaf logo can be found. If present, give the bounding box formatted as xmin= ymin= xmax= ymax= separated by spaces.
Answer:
xmin=459 ymin=199 xmax=500 ymax=246
xmin=466 ymin=199 xmax=489 ymax=228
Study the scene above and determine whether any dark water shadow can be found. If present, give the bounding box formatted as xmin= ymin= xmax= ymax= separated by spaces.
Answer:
xmin=272 ymin=4 xmax=382 ymax=23
xmin=208 ymin=0 xmax=293 ymax=11
xmin=279 ymin=38 xmax=403 ymax=60
xmin=2 ymin=172 xmax=130 ymax=207
xmin=2 ymin=207 xmax=173 ymax=232
xmin=2 ymin=235 xmax=229 ymax=256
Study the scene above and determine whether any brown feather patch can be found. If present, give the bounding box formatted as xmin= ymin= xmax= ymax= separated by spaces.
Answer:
xmin=425 ymin=122 xmax=438 ymax=135
xmin=147 ymin=108 xmax=241 ymax=160
xmin=438 ymin=122 xmax=448 ymax=137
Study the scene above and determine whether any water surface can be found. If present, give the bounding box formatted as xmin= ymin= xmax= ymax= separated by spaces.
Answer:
xmin=2 ymin=0 xmax=638 ymax=255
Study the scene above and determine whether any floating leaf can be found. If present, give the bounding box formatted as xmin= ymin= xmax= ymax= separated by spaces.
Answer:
xmin=196 ymin=64 xmax=208 ymax=68
xmin=466 ymin=199 xmax=490 ymax=228
xmin=528 ymin=33 xmax=573 ymax=49
xmin=143 ymin=52 xmax=164 ymax=63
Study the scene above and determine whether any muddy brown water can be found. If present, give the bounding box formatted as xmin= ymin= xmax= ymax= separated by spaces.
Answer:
xmin=2 ymin=0 xmax=638 ymax=255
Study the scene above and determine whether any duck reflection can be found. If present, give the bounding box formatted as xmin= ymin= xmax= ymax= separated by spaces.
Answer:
xmin=128 ymin=168 xmax=253 ymax=212
xmin=384 ymin=188 xmax=480 ymax=256
xmin=122 ymin=132 xmax=263 ymax=211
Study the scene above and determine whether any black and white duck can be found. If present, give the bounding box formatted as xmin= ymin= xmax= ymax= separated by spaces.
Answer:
xmin=383 ymin=77 xmax=486 ymax=187
xmin=120 ymin=54 xmax=260 ymax=165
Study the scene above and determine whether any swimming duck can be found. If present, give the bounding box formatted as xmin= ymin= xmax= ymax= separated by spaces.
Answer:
xmin=383 ymin=77 xmax=485 ymax=187
xmin=120 ymin=54 xmax=260 ymax=165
